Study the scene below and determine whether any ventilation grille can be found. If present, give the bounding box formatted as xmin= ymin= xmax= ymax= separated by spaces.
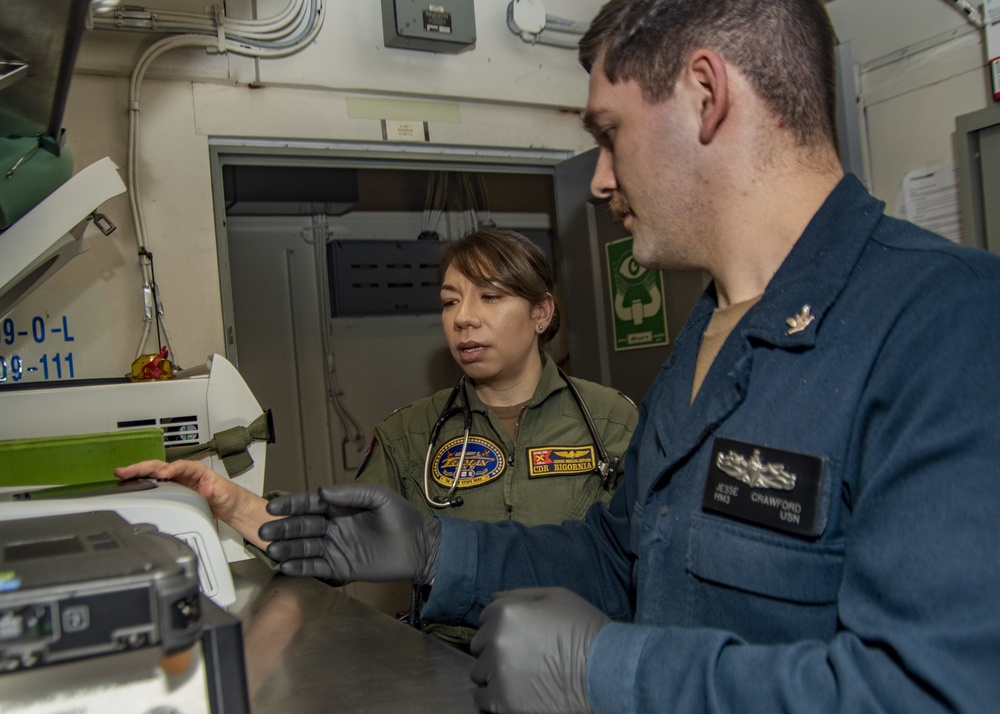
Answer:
xmin=117 ymin=415 xmax=201 ymax=445
xmin=328 ymin=239 xmax=441 ymax=317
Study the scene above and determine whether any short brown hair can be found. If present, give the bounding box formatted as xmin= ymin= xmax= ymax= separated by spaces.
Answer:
xmin=579 ymin=0 xmax=839 ymax=149
xmin=438 ymin=228 xmax=561 ymax=345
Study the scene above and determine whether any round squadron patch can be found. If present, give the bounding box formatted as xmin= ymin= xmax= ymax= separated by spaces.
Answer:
xmin=431 ymin=436 xmax=506 ymax=489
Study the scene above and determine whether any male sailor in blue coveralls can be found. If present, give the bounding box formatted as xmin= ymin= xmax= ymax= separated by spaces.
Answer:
xmin=261 ymin=0 xmax=1000 ymax=711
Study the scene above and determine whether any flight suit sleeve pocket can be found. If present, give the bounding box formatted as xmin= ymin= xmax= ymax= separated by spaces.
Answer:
xmin=686 ymin=514 xmax=844 ymax=605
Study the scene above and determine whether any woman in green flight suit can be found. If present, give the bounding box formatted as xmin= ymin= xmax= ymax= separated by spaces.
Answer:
xmin=354 ymin=228 xmax=638 ymax=648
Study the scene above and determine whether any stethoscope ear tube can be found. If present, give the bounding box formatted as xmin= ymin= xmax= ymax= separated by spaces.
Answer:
xmin=557 ymin=368 xmax=618 ymax=491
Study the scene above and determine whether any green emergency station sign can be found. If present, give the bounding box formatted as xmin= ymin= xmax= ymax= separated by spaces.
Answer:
xmin=605 ymin=236 xmax=669 ymax=351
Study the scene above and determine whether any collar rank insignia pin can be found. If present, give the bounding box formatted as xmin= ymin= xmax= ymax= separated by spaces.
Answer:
xmin=786 ymin=305 xmax=814 ymax=335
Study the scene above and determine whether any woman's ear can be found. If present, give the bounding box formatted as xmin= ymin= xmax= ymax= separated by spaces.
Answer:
xmin=532 ymin=293 xmax=556 ymax=331
xmin=689 ymin=49 xmax=729 ymax=145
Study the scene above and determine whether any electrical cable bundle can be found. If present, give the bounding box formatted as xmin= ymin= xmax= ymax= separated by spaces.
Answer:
xmin=419 ymin=171 xmax=448 ymax=240
xmin=92 ymin=0 xmax=324 ymax=50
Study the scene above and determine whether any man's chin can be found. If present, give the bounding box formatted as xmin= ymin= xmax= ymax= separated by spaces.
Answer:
xmin=629 ymin=235 xmax=662 ymax=270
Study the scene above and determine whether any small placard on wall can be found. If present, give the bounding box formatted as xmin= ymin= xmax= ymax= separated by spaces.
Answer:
xmin=382 ymin=119 xmax=429 ymax=142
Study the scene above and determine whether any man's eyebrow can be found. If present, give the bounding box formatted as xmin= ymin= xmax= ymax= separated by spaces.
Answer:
xmin=581 ymin=112 xmax=601 ymax=135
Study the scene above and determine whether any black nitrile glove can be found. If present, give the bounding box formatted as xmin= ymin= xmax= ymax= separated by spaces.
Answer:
xmin=259 ymin=484 xmax=440 ymax=585
xmin=470 ymin=587 xmax=610 ymax=714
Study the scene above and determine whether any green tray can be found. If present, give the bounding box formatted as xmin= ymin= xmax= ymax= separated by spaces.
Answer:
xmin=0 ymin=429 xmax=165 ymax=488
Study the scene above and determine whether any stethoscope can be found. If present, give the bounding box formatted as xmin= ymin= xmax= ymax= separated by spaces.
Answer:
xmin=421 ymin=367 xmax=621 ymax=509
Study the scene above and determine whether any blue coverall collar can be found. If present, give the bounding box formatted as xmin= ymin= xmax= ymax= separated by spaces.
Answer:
xmin=740 ymin=174 xmax=885 ymax=350
xmin=651 ymin=174 xmax=887 ymax=461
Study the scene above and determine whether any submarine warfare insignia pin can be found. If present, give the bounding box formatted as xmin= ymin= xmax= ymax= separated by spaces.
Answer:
xmin=702 ymin=436 xmax=826 ymax=537
xmin=432 ymin=436 xmax=506 ymax=489
xmin=786 ymin=305 xmax=815 ymax=335
xmin=716 ymin=448 xmax=796 ymax=490
xmin=528 ymin=445 xmax=597 ymax=478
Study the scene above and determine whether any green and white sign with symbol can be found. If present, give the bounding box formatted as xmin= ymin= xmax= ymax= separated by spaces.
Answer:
xmin=606 ymin=236 xmax=669 ymax=351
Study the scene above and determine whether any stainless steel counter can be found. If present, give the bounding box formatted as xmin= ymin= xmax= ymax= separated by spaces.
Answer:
xmin=227 ymin=559 xmax=479 ymax=713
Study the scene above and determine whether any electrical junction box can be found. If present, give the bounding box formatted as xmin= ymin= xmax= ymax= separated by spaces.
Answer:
xmin=381 ymin=0 xmax=476 ymax=54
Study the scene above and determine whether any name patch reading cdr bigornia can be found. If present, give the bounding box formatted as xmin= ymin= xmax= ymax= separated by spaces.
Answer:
xmin=702 ymin=436 xmax=826 ymax=538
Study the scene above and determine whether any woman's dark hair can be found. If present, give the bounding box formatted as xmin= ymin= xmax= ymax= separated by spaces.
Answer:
xmin=438 ymin=228 xmax=561 ymax=345
xmin=579 ymin=0 xmax=839 ymax=150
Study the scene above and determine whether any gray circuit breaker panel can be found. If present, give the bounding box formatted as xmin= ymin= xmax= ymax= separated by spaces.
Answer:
xmin=381 ymin=0 xmax=476 ymax=54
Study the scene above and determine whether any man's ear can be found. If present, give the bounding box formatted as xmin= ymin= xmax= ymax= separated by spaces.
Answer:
xmin=690 ymin=50 xmax=729 ymax=144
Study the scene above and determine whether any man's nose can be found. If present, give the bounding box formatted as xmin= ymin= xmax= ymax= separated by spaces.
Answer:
xmin=590 ymin=147 xmax=618 ymax=199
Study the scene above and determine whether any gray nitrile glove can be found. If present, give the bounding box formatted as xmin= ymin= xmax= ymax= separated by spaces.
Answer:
xmin=259 ymin=483 xmax=440 ymax=585
xmin=469 ymin=587 xmax=610 ymax=714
